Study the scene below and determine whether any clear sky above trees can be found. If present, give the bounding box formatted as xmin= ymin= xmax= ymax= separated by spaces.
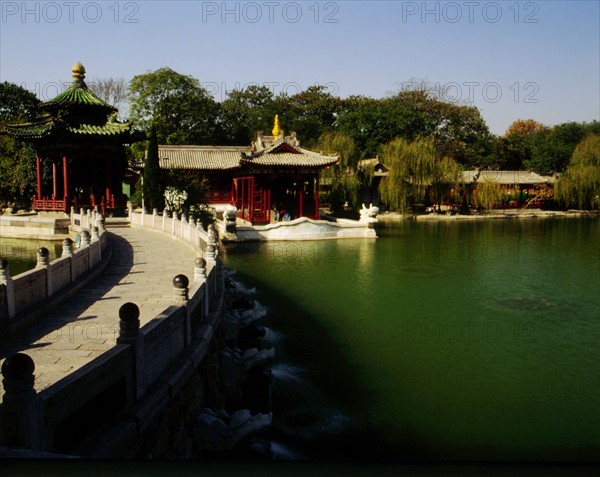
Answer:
xmin=1 ymin=1 xmax=598 ymax=135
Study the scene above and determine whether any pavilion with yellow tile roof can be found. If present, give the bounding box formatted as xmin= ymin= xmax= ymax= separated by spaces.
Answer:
xmin=157 ymin=115 xmax=338 ymax=223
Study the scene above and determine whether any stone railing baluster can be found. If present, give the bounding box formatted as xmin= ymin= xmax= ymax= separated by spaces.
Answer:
xmin=0 ymin=353 xmax=42 ymax=450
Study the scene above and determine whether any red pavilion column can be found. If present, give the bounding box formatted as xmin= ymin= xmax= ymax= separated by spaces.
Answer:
xmin=52 ymin=162 xmax=58 ymax=199
xmin=62 ymin=156 xmax=69 ymax=203
xmin=105 ymin=159 xmax=112 ymax=209
xmin=35 ymin=155 xmax=42 ymax=201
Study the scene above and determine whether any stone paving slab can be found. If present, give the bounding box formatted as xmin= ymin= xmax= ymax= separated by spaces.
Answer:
xmin=0 ymin=226 xmax=198 ymax=393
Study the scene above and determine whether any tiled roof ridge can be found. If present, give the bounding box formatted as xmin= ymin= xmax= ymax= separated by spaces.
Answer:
xmin=159 ymin=144 xmax=247 ymax=151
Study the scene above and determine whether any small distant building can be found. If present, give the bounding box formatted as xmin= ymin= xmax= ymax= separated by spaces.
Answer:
xmin=357 ymin=157 xmax=389 ymax=206
xmin=4 ymin=62 xmax=142 ymax=215
xmin=158 ymin=116 xmax=338 ymax=223
xmin=462 ymin=170 xmax=554 ymax=207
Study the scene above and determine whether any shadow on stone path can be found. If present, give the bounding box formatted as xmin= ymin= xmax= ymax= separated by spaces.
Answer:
xmin=0 ymin=233 xmax=134 ymax=361
xmin=0 ymin=227 xmax=197 ymax=391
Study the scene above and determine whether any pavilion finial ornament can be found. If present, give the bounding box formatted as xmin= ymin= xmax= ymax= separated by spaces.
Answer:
xmin=272 ymin=114 xmax=281 ymax=137
xmin=72 ymin=61 xmax=86 ymax=81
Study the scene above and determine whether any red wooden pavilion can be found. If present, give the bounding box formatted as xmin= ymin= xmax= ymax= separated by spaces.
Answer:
xmin=5 ymin=62 xmax=142 ymax=215
xmin=158 ymin=117 xmax=338 ymax=224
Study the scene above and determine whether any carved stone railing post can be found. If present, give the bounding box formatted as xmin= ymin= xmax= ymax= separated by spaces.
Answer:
xmin=162 ymin=209 xmax=166 ymax=232
xmin=62 ymin=238 xmax=73 ymax=258
xmin=207 ymin=223 xmax=217 ymax=245
xmin=36 ymin=248 xmax=52 ymax=297
xmin=173 ymin=274 xmax=191 ymax=346
xmin=206 ymin=224 xmax=217 ymax=265
xmin=36 ymin=247 xmax=49 ymax=268
xmin=92 ymin=226 xmax=102 ymax=263
xmin=81 ymin=229 xmax=91 ymax=247
xmin=196 ymin=220 xmax=202 ymax=249
xmin=117 ymin=302 xmax=140 ymax=342
xmin=0 ymin=353 xmax=42 ymax=450
xmin=117 ymin=302 xmax=144 ymax=399
xmin=0 ymin=259 xmax=16 ymax=320
xmin=194 ymin=257 xmax=206 ymax=283
xmin=194 ymin=257 xmax=209 ymax=318
xmin=224 ymin=206 xmax=237 ymax=237
xmin=172 ymin=274 xmax=189 ymax=305
xmin=62 ymin=238 xmax=74 ymax=281
xmin=206 ymin=243 xmax=216 ymax=265
xmin=97 ymin=215 xmax=106 ymax=234
xmin=152 ymin=208 xmax=158 ymax=228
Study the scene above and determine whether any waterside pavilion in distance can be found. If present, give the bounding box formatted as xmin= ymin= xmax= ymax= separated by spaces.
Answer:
xmin=4 ymin=62 xmax=142 ymax=215
xmin=157 ymin=116 xmax=339 ymax=224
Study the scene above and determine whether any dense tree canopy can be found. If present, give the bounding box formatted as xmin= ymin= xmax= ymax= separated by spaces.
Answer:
xmin=0 ymin=82 xmax=40 ymax=123
xmin=490 ymin=120 xmax=600 ymax=174
xmin=220 ymin=85 xmax=279 ymax=144
xmin=555 ymin=135 xmax=600 ymax=210
xmin=525 ymin=122 xmax=600 ymax=173
xmin=129 ymin=68 xmax=221 ymax=145
xmin=0 ymin=82 xmax=40 ymax=207
xmin=504 ymin=119 xmax=545 ymax=137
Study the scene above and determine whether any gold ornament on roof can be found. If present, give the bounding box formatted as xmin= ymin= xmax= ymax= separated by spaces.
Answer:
xmin=72 ymin=62 xmax=86 ymax=80
xmin=272 ymin=114 xmax=281 ymax=137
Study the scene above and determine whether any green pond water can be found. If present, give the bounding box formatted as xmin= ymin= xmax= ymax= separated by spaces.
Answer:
xmin=0 ymin=238 xmax=63 ymax=276
xmin=223 ymin=218 xmax=600 ymax=462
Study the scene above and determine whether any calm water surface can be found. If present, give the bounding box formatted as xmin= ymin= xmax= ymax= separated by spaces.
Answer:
xmin=223 ymin=218 xmax=600 ymax=462
xmin=0 ymin=238 xmax=63 ymax=276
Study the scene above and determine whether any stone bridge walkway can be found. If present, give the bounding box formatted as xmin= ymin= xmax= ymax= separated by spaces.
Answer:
xmin=0 ymin=225 xmax=198 ymax=392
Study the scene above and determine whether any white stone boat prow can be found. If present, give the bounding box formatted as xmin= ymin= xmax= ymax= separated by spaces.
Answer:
xmin=220 ymin=215 xmax=377 ymax=242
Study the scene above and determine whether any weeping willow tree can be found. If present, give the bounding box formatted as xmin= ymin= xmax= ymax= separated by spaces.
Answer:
xmin=555 ymin=135 xmax=600 ymax=210
xmin=474 ymin=178 xmax=503 ymax=211
xmin=379 ymin=137 xmax=462 ymax=213
xmin=316 ymin=131 xmax=360 ymax=214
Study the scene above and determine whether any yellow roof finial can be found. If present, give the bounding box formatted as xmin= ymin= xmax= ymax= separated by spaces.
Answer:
xmin=72 ymin=61 xmax=86 ymax=80
xmin=272 ymin=114 xmax=281 ymax=137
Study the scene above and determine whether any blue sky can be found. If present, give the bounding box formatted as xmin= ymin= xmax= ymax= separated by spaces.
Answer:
xmin=1 ymin=0 xmax=598 ymax=135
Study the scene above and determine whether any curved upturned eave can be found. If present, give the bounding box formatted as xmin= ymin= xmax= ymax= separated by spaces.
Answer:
xmin=3 ymin=115 xmax=57 ymax=140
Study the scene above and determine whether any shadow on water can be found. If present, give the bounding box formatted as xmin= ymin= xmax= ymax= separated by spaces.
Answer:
xmin=224 ymin=218 xmax=600 ymax=464
xmin=227 ymin=270 xmax=438 ymax=464
xmin=0 ymin=233 xmax=134 ymax=358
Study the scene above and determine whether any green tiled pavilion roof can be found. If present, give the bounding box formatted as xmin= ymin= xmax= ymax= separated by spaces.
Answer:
xmin=42 ymin=79 xmax=117 ymax=114
xmin=65 ymin=121 xmax=132 ymax=136
xmin=5 ymin=117 xmax=136 ymax=140
xmin=3 ymin=114 xmax=56 ymax=139
xmin=3 ymin=62 xmax=140 ymax=143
